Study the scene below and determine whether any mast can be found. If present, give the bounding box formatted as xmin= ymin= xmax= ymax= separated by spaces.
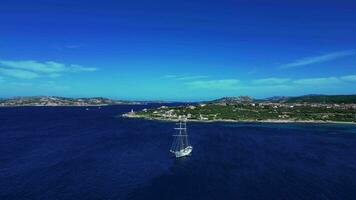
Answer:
xmin=170 ymin=116 xmax=189 ymax=152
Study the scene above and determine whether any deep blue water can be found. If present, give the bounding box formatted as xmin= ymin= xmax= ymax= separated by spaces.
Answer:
xmin=1 ymin=105 xmax=356 ymax=200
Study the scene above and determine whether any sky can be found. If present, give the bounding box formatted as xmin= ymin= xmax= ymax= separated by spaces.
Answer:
xmin=0 ymin=0 xmax=356 ymax=101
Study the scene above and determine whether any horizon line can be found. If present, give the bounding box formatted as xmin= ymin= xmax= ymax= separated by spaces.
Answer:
xmin=1 ymin=93 xmax=356 ymax=102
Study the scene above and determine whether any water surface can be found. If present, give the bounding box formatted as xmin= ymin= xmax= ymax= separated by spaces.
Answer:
xmin=1 ymin=105 xmax=356 ymax=200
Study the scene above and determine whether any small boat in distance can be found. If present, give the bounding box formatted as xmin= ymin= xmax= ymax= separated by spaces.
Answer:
xmin=170 ymin=117 xmax=193 ymax=158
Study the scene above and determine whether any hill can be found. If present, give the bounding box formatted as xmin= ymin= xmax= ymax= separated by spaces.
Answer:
xmin=208 ymin=96 xmax=253 ymax=104
xmin=0 ymin=96 xmax=140 ymax=106
xmin=282 ymin=95 xmax=356 ymax=104
xmin=128 ymin=94 xmax=356 ymax=123
xmin=209 ymin=94 xmax=356 ymax=104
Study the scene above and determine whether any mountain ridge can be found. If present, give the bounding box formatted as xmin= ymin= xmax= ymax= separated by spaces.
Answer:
xmin=208 ymin=94 xmax=356 ymax=104
xmin=0 ymin=96 xmax=141 ymax=106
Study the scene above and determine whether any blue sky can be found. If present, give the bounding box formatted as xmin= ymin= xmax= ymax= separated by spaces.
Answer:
xmin=0 ymin=0 xmax=356 ymax=101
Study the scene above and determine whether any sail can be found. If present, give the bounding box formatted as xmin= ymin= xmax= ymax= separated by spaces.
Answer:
xmin=170 ymin=119 xmax=190 ymax=153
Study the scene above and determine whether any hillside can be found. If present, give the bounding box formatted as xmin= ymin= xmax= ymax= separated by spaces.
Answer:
xmin=125 ymin=94 xmax=356 ymax=123
xmin=208 ymin=96 xmax=253 ymax=104
xmin=209 ymin=94 xmax=356 ymax=104
xmin=0 ymin=96 xmax=140 ymax=106
xmin=283 ymin=95 xmax=356 ymax=104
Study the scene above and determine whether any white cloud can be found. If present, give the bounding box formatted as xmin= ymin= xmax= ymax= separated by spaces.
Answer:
xmin=252 ymin=78 xmax=290 ymax=85
xmin=293 ymin=77 xmax=340 ymax=85
xmin=184 ymin=75 xmax=355 ymax=91
xmin=176 ymin=75 xmax=209 ymax=80
xmin=186 ymin=79 xmax=240 ymax=90
xmin=178 ymin=75 xmax=356 ymax=99
xmin=163 ymin=74 xmax=208 ymax=80
xmin=0 ymin=59 xmax=97 ymax=79
xmin=69 ymin=64 xmax=97 ymax=72
xmin=0 ymin=68 xmax=40 ymax=79
xmin=281 ymin=50 xmax=356 ymax=69
xmin=0 ymin=60 xmax=65 ymax=73
xmin=163 ymin=74 xmax=180 ymax=79
xmin=341 ymin=75 xmax=356 ymax=82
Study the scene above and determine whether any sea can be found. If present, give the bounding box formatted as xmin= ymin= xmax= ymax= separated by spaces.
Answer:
xmin=1 ymin=105 xmax=356 ymax=200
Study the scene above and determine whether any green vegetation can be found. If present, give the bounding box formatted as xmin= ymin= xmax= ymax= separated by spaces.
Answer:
xmin=284 ymin=95 xmax=356 ymax=104
xmin=129 ymin=95 xmax=356 ymax=123
xmin=133 ymin=104 xmax=356 ymax=122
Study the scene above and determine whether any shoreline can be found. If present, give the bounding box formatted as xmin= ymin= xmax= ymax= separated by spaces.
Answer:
xmin=0 ymin=103 xmax=140 ymax=107
xmin=123 ymin=114 xmax=356 ymax=125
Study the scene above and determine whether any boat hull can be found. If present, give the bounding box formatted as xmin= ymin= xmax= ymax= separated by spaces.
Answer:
xmin=172 ymin=146 xmax=193 ymax=158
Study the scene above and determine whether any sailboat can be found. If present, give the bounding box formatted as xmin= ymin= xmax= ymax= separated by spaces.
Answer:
xmin=170 ymin=117 xmax=193 ymax=158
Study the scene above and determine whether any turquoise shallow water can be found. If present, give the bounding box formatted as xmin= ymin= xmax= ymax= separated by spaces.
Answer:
xmin=1 ymin=105 xmax=356 ymax=200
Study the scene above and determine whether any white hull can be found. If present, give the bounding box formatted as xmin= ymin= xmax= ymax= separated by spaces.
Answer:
xmin=171 ymin=146 xmax=193 ymax=158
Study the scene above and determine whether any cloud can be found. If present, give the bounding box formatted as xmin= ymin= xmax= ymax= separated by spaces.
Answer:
xmin=293 ymin=77 xmax=340 ymax=85
xmin=0 ymin=68 xmax=40 ymax=79
xmin=163 ymin=74 xmax=208 ymax=80
xmin=69 ymin=64 xmax=97 ymax=72
xmin=257 ymin=75 xmax=356 ymax=86
xmin=0 ymin=60 xmax=97 ymax=73
xmin=281 ymin=50 xmax=356 ymax=69
xmin=178 ymin=75 xmax=356 ymax=99
xmin=176 ymin=75 xmax=209 ymax=80
xmin=0 ymin=60 xmax=65 ymax=73
xmin=252 ymin=78 xmax=290 ymax=85
xmin=163 ymin=74 xmax=180 ymax=79
xmin=0 ymin=59 xmax=97 ymax=79
xmin=186 ymin=79 xmax=240 ymax=90
xmin=184 ymin=75 xmax=356 ymax=91
xmin=341 ymin=75 xmax=356 ymax=82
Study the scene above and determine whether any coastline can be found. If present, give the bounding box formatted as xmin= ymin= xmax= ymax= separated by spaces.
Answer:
xmin=123 ymin=114 xmax=356 ymax=125
xmin=0 ymin=105 xmax=109 ymax=107
xmin=0 ymin=103 xmax=140 ymax=107
xmin=0 ymin=104 xmax=137 ymax=108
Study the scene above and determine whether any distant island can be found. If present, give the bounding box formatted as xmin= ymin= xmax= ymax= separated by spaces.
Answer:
xmin=0 ymin=96 xmax=141 ymax=107
xmin=124 ymin=94 xmax=356 ymax=124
